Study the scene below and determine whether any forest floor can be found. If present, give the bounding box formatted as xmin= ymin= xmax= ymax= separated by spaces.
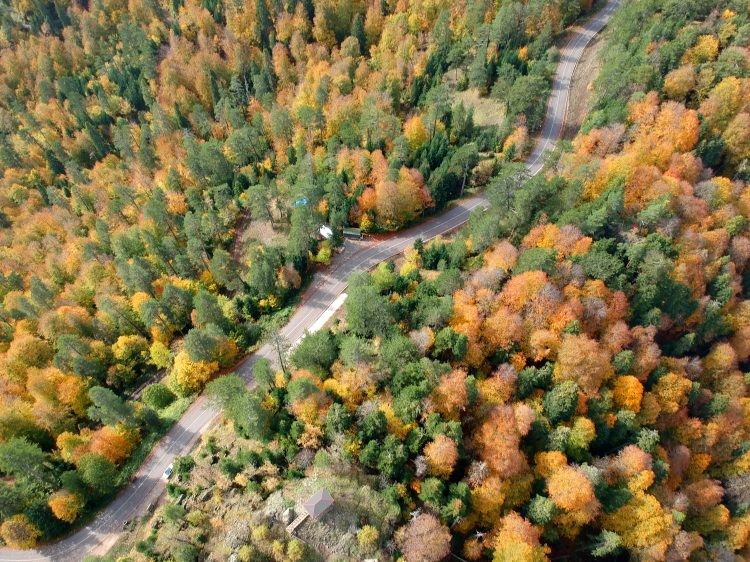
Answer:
xmin=562 ymin=21 xmax=605 ymax=138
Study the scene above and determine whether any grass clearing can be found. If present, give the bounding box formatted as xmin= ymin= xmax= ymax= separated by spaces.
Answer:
xmin=452 ymin=87 xmax=506 ymax=128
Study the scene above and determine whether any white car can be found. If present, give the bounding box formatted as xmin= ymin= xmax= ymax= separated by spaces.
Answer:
xmin=162 ymin=464 xmax=174 ymax=480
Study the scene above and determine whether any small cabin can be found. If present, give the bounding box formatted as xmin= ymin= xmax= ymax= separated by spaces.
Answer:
xmin=303 ymin=488 xmax=334 ymax=519
xmin=286 ymin=488 xmax=335 ymax=534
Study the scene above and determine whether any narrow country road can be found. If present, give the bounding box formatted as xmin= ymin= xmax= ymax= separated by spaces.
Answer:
xmin=0 ymin=1 xmax=619 ymax=559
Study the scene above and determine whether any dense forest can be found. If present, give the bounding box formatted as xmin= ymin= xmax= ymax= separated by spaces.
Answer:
xmin=94 ymin=0 xmax=750 ymax=560
xmin=0 ymin=0 xmax=594 ymax=549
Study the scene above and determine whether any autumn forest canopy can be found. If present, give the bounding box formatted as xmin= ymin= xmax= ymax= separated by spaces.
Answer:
xmin=0 ymin=0 xmax=593 ymax=548
xmin=2 ymin=0 xmax=750 ymax=559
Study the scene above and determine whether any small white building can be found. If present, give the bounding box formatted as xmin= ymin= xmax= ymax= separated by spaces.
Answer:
xmin=318 ymin=225 xmax=333 ymax=240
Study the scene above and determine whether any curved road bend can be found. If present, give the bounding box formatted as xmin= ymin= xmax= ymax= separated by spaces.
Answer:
xmin=0 ymin=1 xmax=619 ymax=559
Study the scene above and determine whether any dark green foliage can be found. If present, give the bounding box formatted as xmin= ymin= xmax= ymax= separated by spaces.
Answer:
xmin=54 ymin=335 xmax=109 ymax=381
xmin=422 ymin=244 xmax=449 ymax=270
xmin=60 ymin=472 xmax=86 ymax=496
xmin=163 ymin=502 xmax=187 ymax=523
xmin=0 ymin=438 xmax=50 ymax=486
xmin=244 ymin=246 xmax=285 ymax=299
xmin=337 ymin=335 xmax=375 ymax=367
xmin=636 ymin=195 xmax=672 ymax=228
xmin=183 ymin=324 xmax=229 ymax=363
xmin=576 ymin=248 xmax=625 ymax=285
xmin=393 ymin=384 xmax=430 ymax=423
xmin=433 ymin=327 xmax=468 ymax=361
xmin=596 ymin=484 xmax=633 ymax=514
xmin=506 ymin=74 xmax=551 ymax=130
xmin=359 ymin=440 xmax=379 ymax=468
xmin=325 ymin=403 xmax=353 ymax=435
xmin=173 ymin=543 xmax=199 ymax=562
xmin=286 ymin=377 xmax=319 ymax=404
xmin=290 ymin=330 xmax=339 ymax=376
xmin=392 ymin=362 xmax=428 ymax=394
xmin=206 ymin=375 xmax=273 ymax=441
xmin=358 ymin=411 xmax=388 ymax=443
xmin=78 ymin=454 xmax=118 ymax=496
xmin=517 ymin=363 xmax=553 ymax=398
xmin=351 ymin=13 xmax=366 ymax=54
xmin=442 ymin=482 xmax=471 ymax=521
xmin=559 ymin=184 xmax=625 ymax=238
xmin=629 ymin=247 xmax=696 ymax=326
xmin=173 ymin=456 xmax=196 ymax=479
xmin=345 ymin=274 xmax=393 ymax=338
xmin=526 ymin=495 xmax=557 ymax=525
xmin=8 ymin=0 xmax=749 ymax=552
xmin=464 ymin=208 xmax=502 ymax=254
xmin=142 ymin=383 xmax=176 ymax=410
xmin=380 ymin=335 xmax=419 ymax=375
xmin=218 ymin=457 xmax=242 ymax=477
xmin=543 ymin=381 xmax=580 ymax=424
xmin=376 ymin=435 xmax=408 ymax=479
xmin=424 ymin=414 xmax=462 ymax=443
xmin=184 ymin=136 xmax=232 ymax=187
xmin=192 ymin=290 xmax=230 ymax=333
xmin=25 ymin=503 xmax=68 ymax=541
xmin=433 ymin=269 xmax=462 ymax=295
xmin=700 ymin=393 xmax=730 ymax=419
xmin=513 ymin=248 xmax=557 ymax=275
xmin=419 ymin=477 xmax=445 ymax=506
xmin=252 ymin=358 xmax=275 ymax=391
xmin=613 ymin=350 xmax=635 ymax=375
xmin=87 ymin=387 xmax=134 ymax=427
xmin=490 ymin=170 xmax=572 ymax=235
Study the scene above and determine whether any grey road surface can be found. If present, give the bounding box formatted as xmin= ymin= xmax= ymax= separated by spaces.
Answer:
xmin=0 ymin=1 xmax=618 ymax=559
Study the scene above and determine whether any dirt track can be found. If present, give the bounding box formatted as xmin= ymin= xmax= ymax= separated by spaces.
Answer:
xmin=563 ymin=25 xmax=605 ymax=138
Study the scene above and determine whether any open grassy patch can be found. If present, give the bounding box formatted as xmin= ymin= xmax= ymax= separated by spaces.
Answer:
xmin=452 ymin=87 xmax=507 ymax=128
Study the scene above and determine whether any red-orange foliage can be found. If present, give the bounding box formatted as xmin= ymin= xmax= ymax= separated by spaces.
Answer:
xmin=478 ymin=364 xmax=517 ymax=406
xmin=484 ymin=240 xmax=519 ymax=271
xmin=492 ymin=512 xmax=549 ymax=562
xmin=470 ymin=474 xmax=506 ymax=524
xmin=612 ymin=375 xmax=644 ymax=413
xmin=395 ymin=513 xmax=451 ymax=562
xmin=473 ymin=405 xmax=529 ymax=478
xmin=499 ymin=271 xmax=549 ymax=313
xmin=684 ymin=479 xmax=724 ymax=513
xmin=424 ymin=434 xmax=459 ymax=477
xmin=89 ymin=425 xmax=138 ymax=465
xmin=555 ymin=333 xmax=613 ymax=396
xmin=482 ymin=307 xmax=523 ymax=350
xmin=431 ymin=369 xmax=468 ymax=420
xmin=48 ymin=490 xmax=84 ymax=523
xmin=548 ymin=465 xmax=600 ymax=536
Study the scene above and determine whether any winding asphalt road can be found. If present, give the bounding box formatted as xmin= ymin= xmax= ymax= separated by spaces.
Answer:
xmin=0 ymin=1 xmax=619 ymax=559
